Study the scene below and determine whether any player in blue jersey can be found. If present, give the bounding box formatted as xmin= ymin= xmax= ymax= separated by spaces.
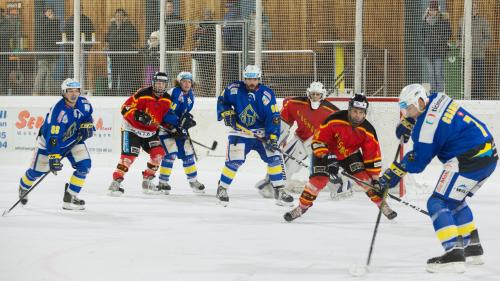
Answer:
xmin=157 ymin=71 xmax=205 ymax=194
xmin=18 ymin=78 xmax=95 ymax=210
xmin=215 ymin=65 xmax=294 ymax=207
xmin=379 ymin=84 xmax=497 ymax=273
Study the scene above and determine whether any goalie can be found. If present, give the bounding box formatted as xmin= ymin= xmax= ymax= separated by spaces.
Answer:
xmin=255 ymin=82 xmax=352 ymax=200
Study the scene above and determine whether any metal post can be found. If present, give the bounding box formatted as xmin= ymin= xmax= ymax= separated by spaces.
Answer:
xmin=313 ymin=52 xmax=317 ymax=81
xmin=255 ymin=0 xmax=262 ymax=68
xmin=384 ymin=49 xmax=388 ymax=96
xmin=363 ymin=55 xmax=367 ymax=94
xmin=215 ymin=24 xmax=222 ymax=97
xmin=159 ymin=0 xmax=166 ymax=73
xmin=242 ymin=22 xmax=248 ymax=70
xmin=73 ymin=0 xmax=81 ymax=82
xmin=463 ymin=0 xmax=472 ymax=99
xmin=354 ymin=0 xmax=363 ymax=94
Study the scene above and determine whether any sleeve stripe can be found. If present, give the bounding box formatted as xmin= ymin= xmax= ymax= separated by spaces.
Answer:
xmin=363 ymin=157 xmax=382 ymax=163
xmin=320 ymin=119 xmax=350 ymax=129
xmin=356 ymin=126 xmax=379 ymax=145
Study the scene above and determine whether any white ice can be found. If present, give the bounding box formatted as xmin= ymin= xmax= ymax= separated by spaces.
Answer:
xmin=1 ymin=151 xmax=499 ymax=281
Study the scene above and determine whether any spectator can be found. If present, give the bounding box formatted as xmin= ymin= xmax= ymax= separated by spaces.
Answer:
xmin=106 ymin=8 xmax=139 ymax=95
xmin=247 ymin=9 xmax=272 ymax=64
xmin=33 ymin=7 xmax=60 ymax=95
xmin=63 ymin=6 xmax=95 ymax=82
xmin=421 ymin=0 xmax=450 ymax=93
xmin=193 ymin=8 xmax=215 ymax=96
xmin=0 ymin=8 xmax=10 ymax=95
xmin=223 ymin=0 xmax=242 ymax=83
xmin=458 ymin=2 xmax=491 ymax=99
xmin=164 ymin=0 xmax=186 ymax=81
xmin=141 ymin=30 xmax=160 ymax=86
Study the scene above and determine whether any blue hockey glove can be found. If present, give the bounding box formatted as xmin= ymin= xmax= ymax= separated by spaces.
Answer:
xmin=379 ymin=162 xmax=407 ymax=189
xmin=79 ymin=122 xmax=94 ymax=141
xmin=134 ymin=110 xmax=153 ymax=126
xmin=265 ymin=134 xmax=279 ymax=152
xmin=48 ymin=154 xmax=63 ymax=174
xmin=179 ymin=113 xmax=196 ymax=130
xmin=396 ymin=117 xmax=415 ymax=143
xmin=220 ymin=109 xmax=236 ymax=129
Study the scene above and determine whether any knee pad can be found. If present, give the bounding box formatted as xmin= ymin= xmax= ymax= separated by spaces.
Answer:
xmin=182 ymin=155 xmax=195 ymax=166
xmin=309 ymin=175 xmax=329 ymax=191
xmin=267 ymin=155 xmax=281 ymax=167
xmin=74 ymin=159 xmax=91 ymax=176
xmin=427 ymin=195 xmax=448 ymax=217
xmin=27 ymin=168 xmax=45 ymax=179
xmin=165 ymin=152 xmax=178 ymax=161
xmin=149 ymin=146 xmax=165 ymax=166
xmin=118 ymin=154 xmax=136 ymax=173
xmin=226 ymin=160 xmax=244 ymax=171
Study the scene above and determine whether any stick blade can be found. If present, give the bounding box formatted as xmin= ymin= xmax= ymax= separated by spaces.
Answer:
xmin=211 ymin=141 xmax=218 ymax=151
xmin=2 ymin=209 xmax=9 ymax=217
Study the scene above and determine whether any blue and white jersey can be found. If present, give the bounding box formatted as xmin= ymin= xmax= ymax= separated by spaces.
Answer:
xmin=217 ymin=81 xmax=280 ymax=138
xmin=38 ymin=96 xmax=94 ymax=155
xmin=403 ymin=92 xmax=494 ymax=173
xmin=164 ymin=87 xmax=194 ymax=125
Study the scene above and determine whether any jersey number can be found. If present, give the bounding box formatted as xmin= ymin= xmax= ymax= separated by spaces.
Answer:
xmin=463 ymin=115 xmax=488 ymax=137
xmin=50 ymin=125 xmax=60 ymax=134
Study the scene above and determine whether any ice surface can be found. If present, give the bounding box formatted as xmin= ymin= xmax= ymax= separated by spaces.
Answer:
xmin=1 ymin=152 xmax=499 ymax=281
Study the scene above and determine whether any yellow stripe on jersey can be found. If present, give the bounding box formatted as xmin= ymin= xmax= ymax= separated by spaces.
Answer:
xmin=160 ymin=166 xmax=172 ymax=175
xmin=21 ymin=175 xmax=34 ymax=186
xmin=457 ymin=222 xmax=476 ymax=236
xmin=267 ymin=165 xmax=282 ymax=175
xmin=184 ymin=165 xmax=197 ymax=175
xmin=222 ymin=166 xmax=236 ymax=179
xmin=69 ymin=175 xmax=85 ymax=187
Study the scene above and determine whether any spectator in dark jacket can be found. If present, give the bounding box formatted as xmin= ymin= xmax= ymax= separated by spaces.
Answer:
xmin=193 ymin=9 xmax=215 ymax=96
xmin=222 ymin=0 xmax=242 ymax=83
xmin=421 ymin=0 xmax=451 ymax=93
xmin=33 ymin=7 xmax=60 ymax=95
xmin=164 ymin=0 xmax=186 ymax=81
xmin=106 ymin=8 xmax=139 ymax=95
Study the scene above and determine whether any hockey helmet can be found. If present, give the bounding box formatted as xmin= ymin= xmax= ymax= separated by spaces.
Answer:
xmin=152 ymin=71 xmax=169 ymax=94
xmin=399 ymin=84 xmax=429 ymax=112
xmin=176 ymin=71 xmax=193 ymax=83
xmin=348 ymin=93 xmax=369 ymax=111
xmin=61 ymin=78 xmax=81 ymax=93
xmin=243 ymin=65 xmax=262 ymax=79
xmin=306 ymin=81 xmax=327 ymax=109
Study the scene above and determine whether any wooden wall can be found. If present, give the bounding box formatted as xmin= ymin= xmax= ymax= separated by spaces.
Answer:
xmin=1 ymin=0 xmax=498 ymax=96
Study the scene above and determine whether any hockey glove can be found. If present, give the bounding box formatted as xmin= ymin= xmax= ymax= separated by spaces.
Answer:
xmin=48 ymin=154 xmax=63 ymax=174
xmin=220 ymin=109 xmax=236 ymax=129
xmin=369 ymin=179 xmax=386 ymax=198
xmin=265 ymin=134 xmax=279 ymax=152
xmin=79 ymin=122 xmax=94 ymax=141
xmin=326 ymin=154 xmax=340 ymax=176
xmin=134 ymin=110 xmax=153 ymax=126
xmin=396 ymin=117 xmax=415 ymax=143
xmin=179 ymin=113 xmax=196 ymax=130
xmin=379 ymin=162 xmax=407 ymax=189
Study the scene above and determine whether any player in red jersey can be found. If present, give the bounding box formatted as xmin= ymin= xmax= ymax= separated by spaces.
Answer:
xmin=107 ymin=72 xmax=173 ymax=196
xmin=256 ymin=82 xmax=352 ymax=200
xmin=283 ymin=94 xmax=398 ymax=222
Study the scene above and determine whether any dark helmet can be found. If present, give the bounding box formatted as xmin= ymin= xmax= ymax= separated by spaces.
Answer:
xmin=348 ymin=93 xmax=369 ymax=112
xmin=152 ymin=72 xmax=169 ymax=94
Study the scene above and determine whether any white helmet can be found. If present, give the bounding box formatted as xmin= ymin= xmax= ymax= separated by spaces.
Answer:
xmin=61 ymin=78 xmax=81 ymax=93
xmin=243 ymin=65 xmax=262 ymax=79
xmin=307 ymin=81 xmax=327 ymax=109
xmin=399 ymin=84 xmax=429 ymax=112
xmin=176 ymin=71 xmax=193 ymax=83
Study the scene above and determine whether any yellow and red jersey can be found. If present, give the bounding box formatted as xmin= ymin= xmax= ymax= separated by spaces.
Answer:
xmin=312 ymin=110 xmax=382 ymax=176
xmin=280 ymin=97 xmax=338 ymax=141
xmin=121 ymin=86 xmax=172 ymax=132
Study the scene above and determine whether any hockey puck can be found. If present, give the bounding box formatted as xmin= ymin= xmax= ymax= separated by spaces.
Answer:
xmin=349 ymin=264 xmax=368 ymax=277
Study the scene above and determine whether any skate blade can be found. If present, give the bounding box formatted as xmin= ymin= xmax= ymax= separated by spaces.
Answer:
xmin=330 ymin=191 xmax=354 ymax=201
xmin=466 ymin=256 xmax=484 ymax=265
xmin=62 ymin=203 xmax=85 ymax=211
xmin=426 ymin=261 xmax=465 ymax=273
xmin=217 ymin=200 xmax=228 ymax=207
xmin=275 ymin=200 xmax=295 ymax=207
xmin=191 ymin=188 xmax=205 ymax=194
xmin=108 ymin=190 xmax=124 ymax=197
xmin=142 ymin=189 xmax=162 ymax=195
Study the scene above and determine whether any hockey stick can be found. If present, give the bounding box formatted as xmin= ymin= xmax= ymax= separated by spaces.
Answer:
xmin=234 ymin=123 xmax=309 ymax=168
xmin=190 ymin=138 xmax=218 ymax=151
xmin=186 ymin=130 xmax=199 ymax=161
xmin=2 ymin=137 xmax=82 ymax=216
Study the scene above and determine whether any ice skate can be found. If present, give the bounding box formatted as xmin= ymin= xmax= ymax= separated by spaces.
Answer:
xmin=19 ymin=186 xmax=29 ymax=205
xmin=426 ymin=247 xmax=465 ymax=273
xmin=274 ymin=186 xmax=294 ymax=207
xmin=108 ymin=179 xmax=124 ymax=197
xmin=255 ymin=176 xmax=274 ymax=198
xmin=189 ymin=180 xmax=206 ymax=194
xmin=62 ymin=184 xmax=85 ymax=210
xmin=142 ymin=176 xmax=161 ymax=195
xmin=465 ymin=243 xmax=484 ymax=265
xmin=216 ymin=185 xmax=229 ymax=207
xmin=380 ymin=202 xmax=397 ymax=220
xmin=157 ymin=182 xmax=171 ymax=195
xmin=283 ymin=205 xmax=308 ymax=222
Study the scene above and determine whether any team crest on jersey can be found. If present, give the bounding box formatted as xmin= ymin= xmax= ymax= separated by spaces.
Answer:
xmin=262 ymin=95 xmax=270 ymax=106
xmin=425 ymin=113 xmax=437 ymax=125
xmin=248 ymin=92 xmax=256 ymax=101
xmin=239 ymin=104 xmax=258 ymax=127
xmin=230 ymin=88 xmax=238 ymax=95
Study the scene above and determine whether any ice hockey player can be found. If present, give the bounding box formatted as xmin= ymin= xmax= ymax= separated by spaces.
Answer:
xmin=108 ymin=72 xmax=172 ymax=196
xmin=379 ymin=84 xmax=497 ymax=273
xmin=18 ymin=78 xmax=94 ymax=210
xmin=284 ymin=93 xmax=398 ymax=222
xmin=255 ymin=81 xmax=351 ymax=200
xmin=157 ymin=71 xmax=205 ymax=194
xmin=216 ymin=65 xmax=294 ymax=207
